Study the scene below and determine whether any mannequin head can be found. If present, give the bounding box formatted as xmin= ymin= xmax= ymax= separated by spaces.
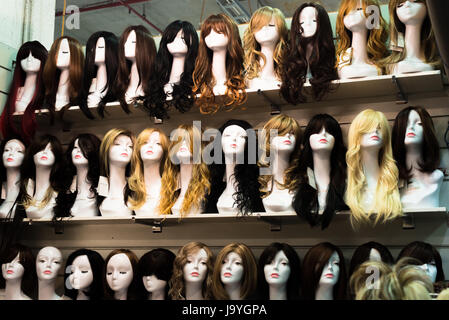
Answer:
xmin=137 ymin=248 xmax=176 ymax=300
xmin=346 ymin=109 xmax=401 ymax=226
xmin=212 ymin=243 xmax=257 ymax=300
xmin=0 ymin=41 xmax=48 ymax=143
xmin=1 ymin=138 xmax=26 ymax=171
xmin=301 ymin=242 xmax=347 ymax=300
xmin=169 ymin=242 xmax=214 ymax=300
xmin=257 ymin=242 xmax=301 ymax=300
xmin=349 ymin=241 xmax=394 ymax=276
xmin=193 ymin=13 xmax=246 ymax=114
xmin=64 ymin=249 xmax=104 ymax=300
xmin=36 ymin=246 xmax=62 ymax=283
xmin=128 ymin=128 xmax=169 ymax=211
xmin=104 ymin=249 xmax=139 ymax=300
xmin=392 ymin=106 xmax=440 ymax=181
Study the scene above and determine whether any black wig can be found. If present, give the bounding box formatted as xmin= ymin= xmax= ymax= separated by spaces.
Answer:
xmin=349 ymin=241 xmax=394 ymax=276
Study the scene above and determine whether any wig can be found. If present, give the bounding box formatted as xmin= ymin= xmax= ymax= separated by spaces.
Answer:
xmin=290 ymin=114 xmax=348 ymax=230
xmin=205 ymin=119 xmax=264 ymax=215
xmin=349 ymin=241 xmax=394 ymax=276
xmin=301 ymin=242 xmax=347 ymax=300
xmin=169 ymin=242 xmax=214 ymax=300
xmin=127 ymin=128 xmax=169 ymax=211
xmin=64 ymin=249 xmax=105 ymax=300
xmin=257 ymin=242 xmax=301 ymax=300
xmin=136 ymin=248 xmax=176 ymax=300
xmin=382 ymin=0 xmax=440 ymax=74
xmin=145 ymin=20 xmax=199 ymax=119
xmin=43 ymin=36 xmax=84 ymax=118
xmin=113 ymin=25 xmax=157 ymax=115
xmin=349 ymin=260 xmax=393 ymax=300
xmin=336 ymin=0 xmax=388 ymax=72
xmin=345 ymin=109 xmax=402 ymax=226
xmin=212 ymin=243 xmax=257 ymax=300
xmin=103 ymin=248 xmax=140 ymax=300
xmin=397 ymin=241 xmax=444 ymax=282
xmin=280 ymin=2 xmax=337 ymax=105
xmin=81 ymin=31 xmax=119 ymax=119
xmin=0 ymin=41 xmax=48 ymax=144
xmin=192 ymin=13 xmax=246 ymax=114
xmin=392 ymin=106 xmax=440 ymax=182
xmin=158 ymin=124 xmax=210 ymax=217
xmin=243 ymin=6 xmax=288 ymax=81
xmin=258 ymin=114 xmax=303 ymax=196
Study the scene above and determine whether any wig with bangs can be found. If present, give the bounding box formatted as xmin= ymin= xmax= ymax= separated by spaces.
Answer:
xmin=158 ymin=124 xmax=210 ymax=217
xmin=243 ymin=6 xmax=288 ymax=81
xmin=336 ymin=0 xmax=388 ymax=72
xmin=193 ymin=13 xmax=246 ymax=114
xmin=345 ymin=109 xmax=402 ymax=226
xmin=127 ymin=128 xmax=169 ymax=211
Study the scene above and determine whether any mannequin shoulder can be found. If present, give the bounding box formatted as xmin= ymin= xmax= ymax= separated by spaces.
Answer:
xmin=431 ymin=169 xmax=445 ymax=183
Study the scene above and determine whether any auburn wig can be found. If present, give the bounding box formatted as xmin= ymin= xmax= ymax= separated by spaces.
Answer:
xmin=0 ymin=41 xmax=47 ymax=144
xmin=145 ymin=20 xmax=199 ymax=119
xmin=345 ymin=109 xmax=402 ymax=226
xmin=169 ymin=242 xmax=214 ymax=300
xmin=104 ymin=249 xmax=140 ymax=300
xmin=81 ymin=31 xmax=119 ymax=119
xmin=127 ymin=128 xmax=169 ymax=211
xmin=243 ymin=6 xmax=288 ymax=81
xmin=301 ymin=242 xmax=347 ymax=300
xmin=349 ymin=241 xmax=394 ymax=276
xmin=336 ymin=0 xmax=388 ymax=71
xmin=193 ymin=13 xmax=246 ymax=114
xmin=212 ymin=243 xmax=258 ymax=300
xmin=392 ymin=106 xmax=440 ymax=182
xmin=280 ymin=2 xmax=337 ymax=105
xmin=114 ymin=25 xmax=157 ymax=114
xmin=291 ymin=114 xmax=348 ymax=230
xmin=158 ymin=124 xmax=210 ymax=217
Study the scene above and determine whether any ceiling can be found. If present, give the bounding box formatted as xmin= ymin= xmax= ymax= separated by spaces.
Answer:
xmin=54 ymin=0 xmax=388 ymax=45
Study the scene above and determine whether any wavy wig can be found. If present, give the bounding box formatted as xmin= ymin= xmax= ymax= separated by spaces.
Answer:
xmin=193 ymin=13 xmax=246 ymax=114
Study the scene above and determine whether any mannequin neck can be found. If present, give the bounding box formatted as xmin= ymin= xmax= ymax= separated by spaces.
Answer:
xmin=268 ymin=283 xmax=287 ymax=300
xmin=315 ymin=283 xmax=334 ymax=300
xmin=306 ymin=42 xmax=314 ymax=63
xmin=76 ymin=164 xmax=93 ymax=198
xmin=143 ymin=160 xmax=162 ymax=193
xmin=168 ymin=55 xmax=186 ymax=84
xmin=259 ymin=42 xmax=277 ymax=79
xmin=57 ymin=68 xmax=70 ymax=97
xmin=20 ymin=72 xmax=38 ymax=98
xmin=108 ymin=163 xmax=127 ymax=198
xmin=179 ymin=163 xmax=193 ymax=197
xmin=114 ymin=288 xmax=128 ymax=300
xmin=128 ymin=61 xmax=141 ymax=92
xmin=5 ymin=278 xmax=25 ymax=300
xmin=185 ymin=281 xmax=204 ymax=300
xmin=76 ymin=289 xmax=90 ymax=300
xmin=312 ymin=150 xmax=332 ymax=191
xmin=5 ymin=167 xmax=21 ymax=200
xmin=361 ymin=148 xmax=380 ymax=189
xmin=225 ymin=283 xmax=242 ymax=300
xmin=38 ymin=279 xmax=58 ymax=300
xmin=34 ymin=165 xmax=52 ymax=198
xmin=212 ymin=49 xmax=227 ymax=86
xmin=351 ymin=29 xmax=370 ymax=64
xmin=148 ymin=288 xmax=165 ymax=300
xmin=95 ymin=63 xmax=108 ymax=93
xmin=404 ymin=23 xmax=425 ymax=60
xmin=406 ymin=143 xmax=422 ymax=174
xmin=224 ymin=160 xmax=237 ymax=194
xmin=272 ymin=151 xmax=290 ymax=185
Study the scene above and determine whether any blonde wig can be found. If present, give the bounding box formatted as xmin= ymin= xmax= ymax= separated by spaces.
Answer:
xmin=243 ymin=6 xmax=288 ymax=81
xmin=158 ymin=124 xmax=210 ymax=217
xmin=212 ymin=243 xmax=257 ymax=300
xmin=382 ymin=0 xmax=440 ymax=74
xmin=336 ymin=0 xmax=388 ymax=71
xmin=169 ymin=242 xmax=214 ymax=300
xmin=127 ymin=128 xmax=169 ymax=210
xmin=345 ymin=109 xmax=402 ymax=226
xmin=350 ymin=260 xmax=392 ymax=300
xmin=258 ymin=114 xmax=303 ymax=197
xmin=193 ymin=13 xmax=246 ymax=114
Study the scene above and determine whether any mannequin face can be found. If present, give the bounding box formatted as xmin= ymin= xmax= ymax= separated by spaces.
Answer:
xmin=69 ymin=255 xmax=94 ymax=291
xmin=360 ymin=128 xmax=383 ymax=150
xmin=72 ymin=139 xmax=88 ymax=167
xmin=222 ymin=125 xmax=247 ymax=156
xmin=95 ymin=37 xmax=106 ymax=64
xmin=124 ymin=30 xmax=137 ymax=60
xmin=183 ymin=248 xmax=208 ymax=284
xmin=106 ymin=253 xmax=134 ymax=292
xmin=34 ymin=143 xmax=55 ymax=168
xmin=254 ymin=16 xmax=280 ymax=46
xmin=3 ymin=139 xmax=25 ymax=169
xmin=167 ymin=29 xmax=188 ymax=57
xmin=368 ymin=248 xmax=382 ymax=262
xmin=309 ymin=127 xmax=335 ymax=152
xmin=205 ymin=29 xmax=229 ymax=51
xmin=109 ymin=134 xmax=133 ymax=166
xmin=36 ymin=247 xmax=62 ymax=281
xmin=143 ymin=274 xmax=167 ymax=293
xmin=319 ymin=251 xmax=340 ymax=286
xmin=299 ymin=6 xmax=318 ymax=38
xmin=271 ymin=133 xmax=296 ymax=154
xmin=396 ymin=0 xmax=427 ymax=26
xmin=344 ymin=1 xmax=367 ymax=32
xmin=220 ymin=251 xmax=244 ymax=285
xmin=140 ymin=132 xmax=164 ymax=163
xmin=2 ymin=253 xmax=24 ymax=281
xmin=176 ymin=140 xmax=192 ymax=164
xmin=404 ymin=110 xmax=424 ymax=146
xmin=264 ymin=250 xmax=291 ymax=286
xmin=418 ymin=260 xmax=437 ymax=283
xmin=56 ymin=38 xmax=71 ymax=69
xmin=21 ymin=52 xmax=41 ymax=73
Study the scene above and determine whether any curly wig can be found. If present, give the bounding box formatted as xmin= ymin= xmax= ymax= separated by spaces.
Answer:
xmin=104 ymin=249 xmax=140 ymax=300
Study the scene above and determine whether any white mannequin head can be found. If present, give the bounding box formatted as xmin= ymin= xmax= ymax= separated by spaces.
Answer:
xmin=360 ymin=128 xmax=383 ymax=150
xmin=396 ymin=0 xmax=427 ymax=26
xmin=167 ymin=29 xmax=188 ymax=57
xmin=300 ymin=6 xmax=318 ymax=38
xmin=34 ymin=143 xmax=55 ymax=168
xmin=404 ymin=109 xmax=423 ymax=146
xmin=36 ymin=246 xmax=62 ymax=282
xmin=21 ymin=52 xmax=42 ymax=73
xmin=318 ymin=251 xmax=340 ymax=287
xmin=2 ymin=253 xmax=24 ymax=281
xmin=143 ymin=274 xmax=167 ymax=293
xmin=264 ymin=250 xmax=291 ymax=286
xmin=183 ymin=248 xmax=208 ymax=284
xmin=220 ymin=251 xmax=244 ymax=285
xmin=69 ymin=255 xmax=93 ymax=291
xmin=109 ymin=134 xmax=133 ymax=167
xmin=309 ymin=126 xmax=335 ymax=152
xmin=254 ymin=16 xmax=280 ymax=46
xmin=176 ymin=140 xmax=192 ymax=164
xmin=56 ymin=38 xmax=71 ymax=69
xmin=343 ymin=0 xmax=367 ymax=33
xmin=72 ymin=138 xmax=89 ymax=167
xmin=221 ymin=125 xmax=247 ymax=157
xmin=205 ymin=29 xmax=229 ymax=51
xmin=270 ymin=133 xmax=296 ymax=155
xmin=124 ymin=30 xmax=137 ymax=60
xmin=140 ymin=131 xmax=164 ymax=163
xmin=106 ymin=253 xmax=134 ymax=293
xmin=419 ymin=261 xmax=437 ymax=283
xmin=95 ymin=37 xmax=106 ymax=65
xmin=368 ymin=248 xmax=382 ymax=262
xmin=3 ymin=139 xmax=25 ymax=169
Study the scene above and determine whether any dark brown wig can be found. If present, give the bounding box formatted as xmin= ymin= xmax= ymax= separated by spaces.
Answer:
xmin=349 ymin=241 xmax=394 ymax=276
